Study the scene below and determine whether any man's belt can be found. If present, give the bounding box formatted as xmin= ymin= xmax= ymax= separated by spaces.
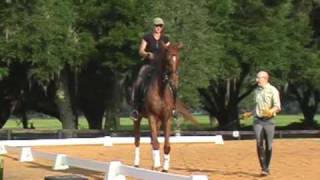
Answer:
xmin=256 ymin=116 xmax=272 ymax=121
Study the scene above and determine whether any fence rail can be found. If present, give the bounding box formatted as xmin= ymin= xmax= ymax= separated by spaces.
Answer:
xmin=3 ymin=145 xmax=208 ymax=180
xmin=0 ymin=129 xmax=319 ymax=140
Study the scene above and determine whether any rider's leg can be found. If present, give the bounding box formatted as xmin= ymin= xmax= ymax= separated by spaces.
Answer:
xmin=130 ymin=65 xmax=150 ymax=120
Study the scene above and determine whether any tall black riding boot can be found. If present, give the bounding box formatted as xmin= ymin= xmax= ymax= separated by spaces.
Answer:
xmin=257 ymin=144 xmax=267 ymax=171
xmin=265 ymin=149 xmax=272 ymax=172
xmin=130 ymin=85 xmax=140 ymax=121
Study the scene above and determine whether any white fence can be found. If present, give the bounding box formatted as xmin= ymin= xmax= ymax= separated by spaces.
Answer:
xmin=0 ymin=136 xmax=221 ymax=180
xmin=0 ymin=135 xmax=223 ymax=147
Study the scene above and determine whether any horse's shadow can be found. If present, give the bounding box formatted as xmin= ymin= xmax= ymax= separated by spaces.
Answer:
xmin=171 ymin=167 xmax=262 ymax=178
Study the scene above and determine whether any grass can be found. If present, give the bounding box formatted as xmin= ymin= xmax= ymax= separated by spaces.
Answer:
xmin=3 ymin=117 xmax=89 ymax=130
xmin=3 ymin=114 xmax=320 ymax=130
xmin=240 ymin=114 xmax=320 ymax=130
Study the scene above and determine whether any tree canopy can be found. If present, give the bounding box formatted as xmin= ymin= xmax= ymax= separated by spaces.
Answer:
xmin=0 ymin=0 xmax=319 ymax=130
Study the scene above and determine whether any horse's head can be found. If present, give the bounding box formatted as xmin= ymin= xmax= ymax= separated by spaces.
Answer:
xmin=163 ymin=43 xmax=183 ymax=88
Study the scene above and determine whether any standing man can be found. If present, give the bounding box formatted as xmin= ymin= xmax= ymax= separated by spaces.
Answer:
xmin=253 ymin=71 xmax=281 ymax=176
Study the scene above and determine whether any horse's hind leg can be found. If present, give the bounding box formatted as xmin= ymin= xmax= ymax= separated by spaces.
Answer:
xmin=163 ymin=117 xmax=173 ymax=172
xmin=148 ymin=116 xmax=161 ymax=170
xmin=133 ymin=117 xmax=142 ymax=167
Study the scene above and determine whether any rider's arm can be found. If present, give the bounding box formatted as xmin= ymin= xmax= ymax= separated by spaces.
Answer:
xmin=163 ymin=35 xmax=170 ymax=47
xmin=139 ymin=39 xmax=151 ymax=60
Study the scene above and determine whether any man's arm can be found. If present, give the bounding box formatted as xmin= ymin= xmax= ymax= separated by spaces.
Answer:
xmin=270 ymin=88 xmax=281 ymax=114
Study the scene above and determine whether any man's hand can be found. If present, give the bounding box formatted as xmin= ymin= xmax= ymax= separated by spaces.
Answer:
xmin=262 ymin=109 xmax=275 ymax=118
xmin=240 ymin=112 xmax=253 ymax=120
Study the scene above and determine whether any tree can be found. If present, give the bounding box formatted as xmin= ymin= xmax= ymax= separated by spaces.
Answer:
xmin=0 ymin=0 xmax=36 ymax=127
xmin=286 ymin=0 xmax=320 ymax=128
xmin=26 ymin=0 xmax=94 ymax=129
xmin=0 ymin=0 xmax=95 ymax=129
xmin=74 ymin=0 xmax=150 ymax=130
xmin=199 ymin=0 xmax=315 ymax=129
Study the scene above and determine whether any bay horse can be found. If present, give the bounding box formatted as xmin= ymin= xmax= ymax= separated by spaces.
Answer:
xmin=133 ymin=42 xmax=183 ymax=172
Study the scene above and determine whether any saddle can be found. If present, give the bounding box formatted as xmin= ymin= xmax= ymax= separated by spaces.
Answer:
xmin=134 ymin=69 xmax=177 ymax=112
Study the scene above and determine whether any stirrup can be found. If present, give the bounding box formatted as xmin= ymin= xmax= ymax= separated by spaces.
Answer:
xmin=172 ymin=109 xmax=178 ymax=119
xmin=130 ymin=110 xmax=139 ymax=121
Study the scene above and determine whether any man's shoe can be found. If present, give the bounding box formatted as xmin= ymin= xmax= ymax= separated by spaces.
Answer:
xmin=130 ymin=110 xmax=139 ymax=121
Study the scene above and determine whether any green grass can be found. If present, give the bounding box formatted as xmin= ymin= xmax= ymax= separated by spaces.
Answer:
xmin=3 ymin=114 xmax=320 ymax=130
xmin=240 ymin=114 xmax=320 ymax=130
xmin=3 ymin=117 xmax=89 ymax=130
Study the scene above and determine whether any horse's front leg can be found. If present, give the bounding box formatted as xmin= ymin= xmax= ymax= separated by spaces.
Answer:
xmin=148 ymin=115 xmax=161 ymax=170
xmin=163 ymin=116 xmax=172 ymax=172
xmin=133 ymin=117 xmax=142 ymax=167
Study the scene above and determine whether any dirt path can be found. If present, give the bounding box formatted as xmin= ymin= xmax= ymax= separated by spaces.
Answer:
xmin=3 ymin=138 xmax=320 ymax=180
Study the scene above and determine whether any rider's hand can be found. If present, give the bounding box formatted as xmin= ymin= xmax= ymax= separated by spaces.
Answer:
xmin=147 ymin=52 xmax=154 ymax=60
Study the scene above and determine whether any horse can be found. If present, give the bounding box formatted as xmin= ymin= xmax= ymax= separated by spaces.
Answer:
xmin=133 ymin=42 xmax=184 ymax=172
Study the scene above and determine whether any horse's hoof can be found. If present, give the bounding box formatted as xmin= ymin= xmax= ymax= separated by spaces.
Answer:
xmin=134 ymin=165 xmax=139 ymax=168
xmin=162 ymin=169 xmax=168 ymax=173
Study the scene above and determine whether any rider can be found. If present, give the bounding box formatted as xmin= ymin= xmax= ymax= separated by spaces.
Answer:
xmin=130 ymin=17 xmax=170 ymax=121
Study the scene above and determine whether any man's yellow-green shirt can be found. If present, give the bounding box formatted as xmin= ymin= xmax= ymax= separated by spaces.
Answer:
xmin=254 ymin=83 xmax=281 ymax=118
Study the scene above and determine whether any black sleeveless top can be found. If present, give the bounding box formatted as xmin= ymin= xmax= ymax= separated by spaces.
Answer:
xmin=143 ymin=33 xmax=169 ymax=56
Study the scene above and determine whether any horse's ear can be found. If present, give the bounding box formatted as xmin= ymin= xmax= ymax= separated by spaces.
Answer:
xmin=177 ymin=43 xmax=184 ymax=49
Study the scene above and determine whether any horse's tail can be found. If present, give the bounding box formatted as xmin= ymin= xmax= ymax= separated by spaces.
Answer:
xmin=176 ymin=99 xmax=198 ymax=125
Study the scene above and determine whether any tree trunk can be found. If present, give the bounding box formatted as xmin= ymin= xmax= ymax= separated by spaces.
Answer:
xmin=199 ymin=63 xmax=254 ymax=130
xmin=78 ymin=62 xmax=110 ymax=129
xmin=104 ymin=109 xmax=119 ymax=133
xmin=54 ymin=68 xmax=76 ymax=130
xmin=208 ymin=115 xmax=217 ymax=127
xmin=104 ymin=71 xmax=123 ymax=133
xmin=200 ymin=76 xmax=254 ymax=130
xmin=290 ymin=82 xmax=319 ymax=129
xmin=299 ymin=94 xmax=318 ymax=128
xmin=21 ymin=111 xmax=28 ymax=129
xmin=215 ymin=102 xmax=239 ymax=130
xmin=83 ymin=108 xmax=104 ymax=129
xmin=0 ymin=101 xmax=10 ymax=128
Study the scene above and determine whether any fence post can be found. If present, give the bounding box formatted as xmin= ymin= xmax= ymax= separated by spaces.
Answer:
xmin=53 ymin=154 xmax=69 ymax=170
xmin=0 ymin=145 xmax=7 ymax=155
xmin=19 ymin=147 xmax=33 ymax=162
xmin=214 ymin=135 xmax=224 ymax=144
xmin=57 ymin=130 xmax=63 ymax=139
xmin=6 ymin=130 xmax=12 ymax=140
xmin=103 ymin=136 xmax=113 ymax=146
xmin=232 ymin=131 xmax=240 ymax=140
xmin=190 ymin=175 xmax=208 ymax=180
xmin=104 ymin=161 xmax=126 ymax=180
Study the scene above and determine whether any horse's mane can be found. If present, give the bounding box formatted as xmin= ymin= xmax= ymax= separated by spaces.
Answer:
xmin=143 ymin=46 xmax=168 ymax=92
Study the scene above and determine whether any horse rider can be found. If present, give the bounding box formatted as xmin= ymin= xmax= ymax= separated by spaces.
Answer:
xmin=130 ymin=17 xmax=170 ymax=121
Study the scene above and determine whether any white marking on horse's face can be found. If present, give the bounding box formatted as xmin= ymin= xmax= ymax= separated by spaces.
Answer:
xmin=168 ymin=56 xmax=177 ymax=73
xmin=172 ymin=56 xmax=176 ymax=62
xmin=171 ymin=56 xmax=177 ymax=64
xmin=171 ymin=56 xmax=177 ymax=68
